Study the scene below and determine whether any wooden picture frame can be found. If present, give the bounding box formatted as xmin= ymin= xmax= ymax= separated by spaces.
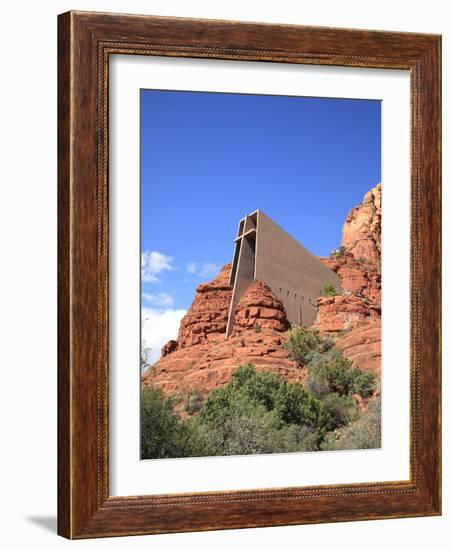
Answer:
xmin=58 ymin=10 xmax=441 ymax=539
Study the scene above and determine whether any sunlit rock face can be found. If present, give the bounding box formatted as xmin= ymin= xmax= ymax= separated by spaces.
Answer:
xmin=142 ymin=184 xmax=382 ymax=398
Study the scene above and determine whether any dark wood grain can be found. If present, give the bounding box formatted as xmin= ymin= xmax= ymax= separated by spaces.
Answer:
xmin=57 ymin=10 xmax=441 ymax=539
xmin=57 ymin=11 xmax=71 ymax=538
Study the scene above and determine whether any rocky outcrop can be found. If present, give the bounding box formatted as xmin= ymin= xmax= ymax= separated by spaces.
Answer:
xmin=233 ymin=281 xmax=289 ymax=334
xmin=176 ymin=264 xmax=233 ymax=348
xmin=142 ymin=277 xmax=303 ymax=396
xmin=314 ymin=184 xmax=382 ymax=369
xmin=341 ymin=183 xmax=381 ymax=264
xmin=336 ymin=320 xmax=381 ymax=375
xmin=315 ymin=184 xmax=381 ymax=382
xmin=161 ymin=339 xmax=178 ymax=357
xmin=321 ymin=253 xmax=381 ymax=305
xmin=143 ymin=184 xmax=383 ymax=398
xmin=316 ymin=183 xmax=382 ymax=337
xmin=314 ymin=295 xmax=380 ymax=334
xmin=142 ymin=330 xmax=305 ymax=396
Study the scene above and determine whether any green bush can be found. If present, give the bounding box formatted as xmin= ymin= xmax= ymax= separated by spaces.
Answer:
xmin=321 ymin=282 xmax=339 ymax=297
xmin=141 ymin=349 xmax=380 ymax=458
xmin=307 ymin=354 xmax=377 ymax=398
xmin=321 ymin=398 xmax=381 ymax=451
xmin=283 ymin=327 xmax=323 ymax=365
xmin=319 ymin=393 xmax=360 ymax=432
xmin=352 ymin=370 xmax=377 ymax=398
xmin=278 ymin=424 xmax=319 ymax=453
xmin=184 ymin=390 xmax=205 ymax=415
xmin=195 ymin=364 xmax=325 ymax=455
xmin=201 ymin=364 xmax=322 ymax=431
xmin=141 ymin=388 xmax=195 ymax=459
xmin=192 ymin=408 xmax=319 ymax=457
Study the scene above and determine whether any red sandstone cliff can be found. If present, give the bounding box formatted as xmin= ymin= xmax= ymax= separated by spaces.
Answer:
xmin=342 ymin=183 xmax=381 ymax=264
xmin=142 ymin=276 xmax=303 ymax=396
xmin=177 ymin=264 xmax=233 ymax=348
xmin=142 ymin=183 xmax=382 ymax=396
xmin=314 ymin=183 xmax=382 ymax=373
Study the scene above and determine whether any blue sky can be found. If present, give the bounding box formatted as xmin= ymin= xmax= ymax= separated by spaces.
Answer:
xmin=140 ymin=89 xmax=380 ymax=361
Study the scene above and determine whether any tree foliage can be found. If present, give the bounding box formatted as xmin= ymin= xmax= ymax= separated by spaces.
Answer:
xmin=184 ymin=390 xmax=205 ymax=415
xmin=141 ymin=329 xmax=380 ymax=458
xmin=321 ymin=282 xmax=339 ymax=297
xmin=307 ymin=351 xmax=376 ymax=398
xmin=321 ymin=398 xmax=381 ymax=450
xmin=283 ymin=327 xmax=331 ymax=365
xmin=141 ymin=388 xmax=196 ymax=459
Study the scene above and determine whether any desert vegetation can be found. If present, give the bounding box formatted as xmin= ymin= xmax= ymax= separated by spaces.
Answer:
xmin=141 ymin=328 xmax=380 ymax=459
xmin=320 ymin=281 xmax=339 ymax=297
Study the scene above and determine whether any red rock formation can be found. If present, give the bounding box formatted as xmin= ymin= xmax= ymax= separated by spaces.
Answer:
xmin=161 ymin=339 xmax=178 ymax=357
xmin=342 ymin=183 xmax=381 ymax=264
xmin=314 ymin=295 xmax=380 ymax=334
xmin=321 ymin=253 xmax=381 ymax=304
xmin=142 ymin=279 xmax=303 ymax=396
xmin=233 ymin=281 xmax=289 ymax=334
xmin=176 ymin=264 xmax=233 ymax=348
xmin=143 ymin=183 xmax=383 ymax=399
xmin=336 ymin=320 xmax=381 ymax=375
xmin=142 ymin=329 xmax=305 ymax=396
xmin=316 ymin=183 xmax=382 ymax=333
xmin=315 ymin=183 xmax=382 ymax=374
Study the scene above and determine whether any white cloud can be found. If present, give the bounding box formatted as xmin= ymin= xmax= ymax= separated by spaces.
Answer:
xmin=141 ymin=251 xmax=173 ymax=283
xmin=198 ymin=263 xmax=221 ymax=278
xmin=141 ymin=292 xmax=174 ymax=307
xmin=142 ymin=307 xmax=187 ymax=365
xmin=186 ymin=261 xmax=221 ymax=279
xmin=186 ymin=261 xmax=197 ymax=274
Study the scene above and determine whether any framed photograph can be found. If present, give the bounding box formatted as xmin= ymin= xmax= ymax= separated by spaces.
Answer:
xmin=58 ymin=11 xmax=441 ymax=538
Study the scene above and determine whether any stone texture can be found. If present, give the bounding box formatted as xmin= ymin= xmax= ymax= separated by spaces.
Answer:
xmin=313 ymin=295 xmax=380 ymax=334
xmin=161 ymin=339 xmax=178 ymax=357
xmin=176 ymin=263 xmax=233 ymax=349
xmin=233 ymin=281 xmax=290 ymax=333
xmin=143 ymin=184 xmax=383 ymax=398
xmin=341 ymin=183 xmax=381 ymax=264
xmin=143 ymin=330 xmax=304 ymax=397
xmin=336 ymin=320 xmax=381 ymax=375
xmin=142 ymin=329 xmax=306 ymax=396
xmin=321 ymin=254 xmax=381 ymax=305
xmin=314 ymin=183 xmax=382 ymax=374
xmin=142 ymin=279 xmax=303 ymax=396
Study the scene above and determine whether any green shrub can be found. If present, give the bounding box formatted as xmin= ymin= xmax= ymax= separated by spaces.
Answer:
xmin=319 ymin=393 xmax=360 ymax=432
xmin=307 ymin=354 xmax=377 ymax=398
xmin=355 ymin=257 xmax=369 ymax=264
xmin=141 ymin=354 xmax=379 ymax=458
xmin=201 ymin=364 xmax=322 ymax=431
xmin=196 ymin=364 xmax=325 ymax=455
xmin=321 ymin=398 xmax=381 ymax=450
xmin=321 ymin=282 xmax=339 ymax=297
xmin=278 ymin=424 xmax=319 ymax=453
xmin=283 ymin=327 xmax=323 ymax=365
xmin=192 ymin=408 xmax=319 ymax=457
xmin=253 ymin=323 xmax=262 ymax=333
xmin=141 ymin=388 xmax=192 ymax=458
xmin=352 ymin=370 xmax=377 ymax=398
xmin=184 ymin=390 xmax=205 ymax=415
